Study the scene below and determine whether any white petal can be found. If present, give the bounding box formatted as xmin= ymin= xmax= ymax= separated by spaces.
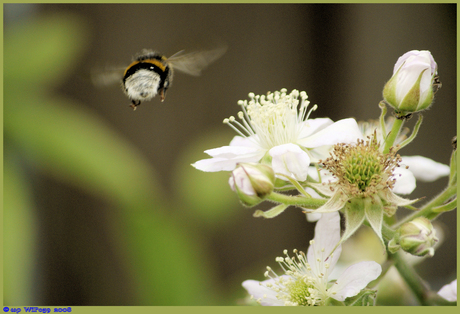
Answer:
xmin=242 ymin=279 xmax=285 ymax=306
xmin=393 ymin=51 xmax=437 ymax=103
xmin=229 ymin=168 xmax=256 ymax=195
xmin=298 ymin=117 xmax=333 ymax=139
xmin=401 ymin=155 xmax=450 ymax=182
xmin=438 ymin=279 xmax=457 ymax=302
xmin=192 ymin=141 xmax=265 ymax=171
xmin=229 ymin=135 xmax=258 ymax=147
xmin=306 ymin=212 xmax=322 ymax=222
xmin=269 ymin=144 xmax=310 ymax=181
xmin=204 ymin=144 xmax=259 ymax=158
xmin=304 ymin=187 xmax=326 ymax=222
xmin=306 ymin=166 xmax=321 ymax=181
xmin=298 ymin=118 xmax=363 ymax=148
xmin=307 ymin=211 xmax=342 ymax=276
xmin=192 ymin=150 xmax=264 ymax=172
xmin=394 ymin=51 xmax=436 ymax=75
xmin=329 ymin=261 xmax=382 ymax=301
xmin=308 ymin=145 xmax=333 ymax=163
xmin=393 ymin=167 xmax=416 ymax=194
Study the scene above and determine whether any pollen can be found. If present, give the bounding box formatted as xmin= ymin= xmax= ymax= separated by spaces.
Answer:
xmin=321 ymin=131 xmax=401 ymax=197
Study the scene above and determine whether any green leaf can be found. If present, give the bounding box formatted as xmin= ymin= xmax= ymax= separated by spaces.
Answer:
xmin=3 ymin=151 xmax=37 ymax=304
xmin=4 ymin=95 xmax=161 ymax=207
xmin=4 ymin=13 xmax=219 ymax=305
xmin=112 ymin=199 xmax=219 ymax=305
xmin=4 ymin=13 xmax=89 ymax=87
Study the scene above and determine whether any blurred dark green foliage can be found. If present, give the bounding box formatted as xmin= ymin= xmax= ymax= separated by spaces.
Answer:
xmin=4 ymin=13 xmax=240 ymax=305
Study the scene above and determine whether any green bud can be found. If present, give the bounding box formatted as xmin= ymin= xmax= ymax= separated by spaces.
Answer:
xmin=229 ymin=163 xmax=275 ymax=206
xmin=399 ymin=217 xmax=438 ymax=257
xmin=382 ymin=50 xmax=438 ymax=115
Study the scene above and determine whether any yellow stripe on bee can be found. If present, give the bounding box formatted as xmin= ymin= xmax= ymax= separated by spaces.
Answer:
xmin=123 ymin=58 xmax=167 ymax=76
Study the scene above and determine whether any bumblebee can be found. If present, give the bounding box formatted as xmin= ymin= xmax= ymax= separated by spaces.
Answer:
xmin=93 ymin=46 xmax=226 ymax=110
xmin=122 ymin=51 xmax=172 ymax=109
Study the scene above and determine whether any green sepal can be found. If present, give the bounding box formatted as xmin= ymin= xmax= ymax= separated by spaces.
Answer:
xmin=245 ymin=164 xmax=275 ymax=197
xmin=344 ymin=289 xmax=378 ymax=306
xmin=274 ymin=177 xmax=295 ymax=190
xmin=398 ymin=70 xmax=425 ymax=112
xmin=432 ymin=197 xmax=457 ymax=213
xmin=275 ymin=173 xmax=311 ymax=197
xmin=325 ymin=298 xmax=345 ymax=306
xmin=387 ymin=237 xmax=401 ymax=254
xmin=328 ymin=198 xmax=366 ymax=257
xmin=364 ymin=195 xmax=385 ymax=250
xmin=234 ymin=182 xmax=263 ymax=207
xmin=253 ymin=204 xmax=289 ymax=218
xmin=382 ymin=68 xmax=400 ymax=110
xmin=259 ymin=151 xmax=272 ymax=166
xmin=399 ymin=69 xmax=434 ymax=113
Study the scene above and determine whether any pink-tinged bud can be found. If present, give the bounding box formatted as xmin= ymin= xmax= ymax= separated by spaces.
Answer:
xmin=383 ymin=50 xmax=439 ymax=114
xmin=399 ymin=217 xmax=438 ymax=257
xmin=229 ymin=163 xmax=275 ymax=206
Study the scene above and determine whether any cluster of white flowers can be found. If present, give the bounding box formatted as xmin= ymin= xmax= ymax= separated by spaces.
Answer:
xmin=193 ymin=50 xmax=456 ymax=306
xmin=193 ymin=89 xmax=363 ymax=181
xmin=243 ymin=212 xmax=382 ymax=306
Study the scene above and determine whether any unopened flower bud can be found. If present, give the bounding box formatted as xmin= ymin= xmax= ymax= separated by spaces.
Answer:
xmin=229 ymin=163 xmax=275 ymax=206
xmin=383 ymin=50 xmax=438 ymax=114
xmin=399 ymin=217 xmax=438 ymax=257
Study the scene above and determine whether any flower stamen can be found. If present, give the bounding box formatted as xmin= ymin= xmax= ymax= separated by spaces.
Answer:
xmin=223 ymin=89 xmax=315 ymax=150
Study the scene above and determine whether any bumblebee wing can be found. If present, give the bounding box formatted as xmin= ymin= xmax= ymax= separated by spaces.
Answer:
xmin=91 ymin=65 xmax=125 ymax=87
xmin=167 ymin=46 xmax=227 ymax=76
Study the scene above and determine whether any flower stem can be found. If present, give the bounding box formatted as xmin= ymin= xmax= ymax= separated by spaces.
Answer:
xmin=383 ymin=116 xmax=404 ymax=154
xmin=390 ymin=251 xmax=433 ymax=305
xmin=266 ymin=191 xmax=326 ymax=209
xmin=395 ymin=184 xmax=457 ymax=227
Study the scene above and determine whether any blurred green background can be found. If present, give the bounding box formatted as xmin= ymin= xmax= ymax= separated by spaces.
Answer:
xmin=3 ymin=3 xmax=456 ymax=305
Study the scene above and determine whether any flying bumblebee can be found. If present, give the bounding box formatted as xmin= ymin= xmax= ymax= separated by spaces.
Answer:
xmin=92 ymin=46 xmax=227 ymax=110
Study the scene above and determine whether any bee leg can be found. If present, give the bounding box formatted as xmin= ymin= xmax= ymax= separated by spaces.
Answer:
xmin=129 ymin=100 xmax=141 ymax=111
xmin=159 ymin=88 xmax=166 ymax=102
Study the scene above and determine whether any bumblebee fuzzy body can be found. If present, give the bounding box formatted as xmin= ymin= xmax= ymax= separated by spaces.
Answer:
xmin=92 ymin=46 xmax=226 ymax=110
xmin=122 ymin=46 xmax=226 ymax=110
xmin=122 ymin=51 xmax=173 ymax=110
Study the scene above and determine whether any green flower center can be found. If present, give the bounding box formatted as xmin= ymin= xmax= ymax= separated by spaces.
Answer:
xmin=287 ymin=278 xmax=321 ymax=306
xmin=342 ymin=146 xmax=383 ymax=192
xmin=321 ymin=132 xmax=400 ymax=197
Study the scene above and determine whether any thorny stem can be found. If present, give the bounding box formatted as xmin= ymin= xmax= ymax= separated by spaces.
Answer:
xmin=266 ymin=191 xmax=326 ymax=209
xmin=394 ymin=184 xmax=457 ymax=228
